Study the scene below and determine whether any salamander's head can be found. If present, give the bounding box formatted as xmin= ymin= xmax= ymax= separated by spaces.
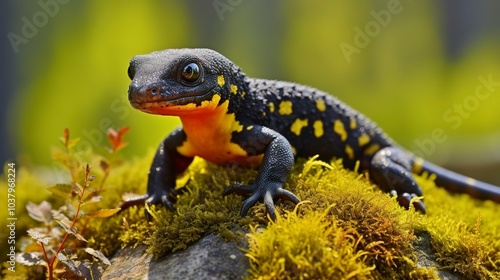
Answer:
xmin=127 ymin=48 xmax=244 ymax=116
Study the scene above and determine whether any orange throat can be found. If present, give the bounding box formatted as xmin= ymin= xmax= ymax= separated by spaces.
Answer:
xmin=176 ymin=99 xmax=263 ymax=166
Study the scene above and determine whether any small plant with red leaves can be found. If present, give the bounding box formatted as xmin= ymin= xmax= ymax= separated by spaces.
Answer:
xmin=16 ymin=128 xmax=129 ymax=279
xmin=98 ymin=127 xmax=130 ymax=192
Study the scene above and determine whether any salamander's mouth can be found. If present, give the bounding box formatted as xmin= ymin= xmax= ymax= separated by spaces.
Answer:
xmin=129 ymin=87 xmax=220 ymax=115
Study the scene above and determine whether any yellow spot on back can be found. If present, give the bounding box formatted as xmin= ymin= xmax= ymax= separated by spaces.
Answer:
xmin=279 ymin=101 xmax=293 ymax=115
xmin=290 ymin=118 xmax=308 ymax=136
xmin=268 ymin=102 xmax=275 ymax=113
xmin=466 ymin=177 xmax=476 ymax=186
xmin=363 ymin=143 xmax=381 ymax=156
xmin=230 ymin=84 xmax=238 ymax=95
xmin=412 ymin=157 xmax=424 ymax=174
xmin=345 ymin=145 xmax=354 ymax=160
xmin=333 ymin=120 xmax=347 ymax=141
xmin=247 ymin=125 xmax=254 ymax=130
xmin=241 ymin=91 xmax=246 ymax=98
xmin=217 ymin=75 xmax=225 ymax=87
xmin=358 ymin=133 xmax=370 ymax=146
xmin=316 ymin=99 xmax=326 ymax=112
xmin=350 ymin=118 xmax=357 ymax=130
xmin=313 ymin=120 xmax=324 ymax=138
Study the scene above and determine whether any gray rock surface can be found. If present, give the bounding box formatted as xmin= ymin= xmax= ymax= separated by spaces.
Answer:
xmin=102 ymin=233 xmax=249 ymax=280
xmin=414 ymin=231 xmax=463 ymax=280
xmin=102 ymin=230 xmax=469 ymax=279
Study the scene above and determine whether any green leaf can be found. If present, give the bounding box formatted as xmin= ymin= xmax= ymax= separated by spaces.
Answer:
xmin=73 ymin=182 xmax=84 ymax=196
xmin=86 ymin=208 xmax=121 ymax=218
xmin=47 ymin=184 xmax=73 ymax=199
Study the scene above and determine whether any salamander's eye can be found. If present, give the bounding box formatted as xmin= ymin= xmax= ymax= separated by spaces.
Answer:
xmin=181 ymin=62 xmax=201 ymax=84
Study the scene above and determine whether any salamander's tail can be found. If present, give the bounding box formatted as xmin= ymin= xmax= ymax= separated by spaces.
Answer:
xmin=412 ymin=157 xmax=500 ymax=203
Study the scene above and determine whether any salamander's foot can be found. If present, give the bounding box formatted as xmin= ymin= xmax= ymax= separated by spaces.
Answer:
xmin=223 ymin=182 xmax=300 ymax=220
xmin=390 ymin=190 xmax=426 ymax=214
xmin=143 ymin=186 xmax=190 ymax=220
xmin=369 ymin=147 xmax=426 ymax=214
xmin=119 ymin=186 xmax=188 ymax=221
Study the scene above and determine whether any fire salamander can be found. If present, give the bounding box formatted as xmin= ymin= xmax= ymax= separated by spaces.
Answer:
xmin=122 ymin=48 xmax=500 ymax=220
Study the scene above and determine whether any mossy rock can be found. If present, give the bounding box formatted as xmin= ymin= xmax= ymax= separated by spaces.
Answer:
xmin=3 ymin=155 xmax=500 ymax=279
xmin=107 ymin=156 xmax=499 ymax=279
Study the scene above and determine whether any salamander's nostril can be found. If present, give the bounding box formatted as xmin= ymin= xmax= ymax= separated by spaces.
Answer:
xmin=128 ymin=83 xmax=140 ymax=100
xmin=129 ymin=83 xmax=165 ymax=99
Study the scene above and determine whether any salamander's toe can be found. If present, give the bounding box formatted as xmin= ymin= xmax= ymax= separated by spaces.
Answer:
xmin=224 ymin=181 xmax=300 ymax=221
xmin=140 ymin=188 xmax=181 ymax=221
xmin=276 ymin=188 xmax=300 ymax=204
xmin=240 ymin=192 xmax=261 ymax=217
xmin=223 ymin=182 xmax=256 ymax=197
xmin=392 ymin=191 xmax=426 ymax=214
xmin=118 ymin=194 xmax=149 ymax=212
xmin=414 ymin=199 xmax=426 ymax=214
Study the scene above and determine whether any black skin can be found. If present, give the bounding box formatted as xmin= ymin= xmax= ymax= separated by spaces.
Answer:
xmin=121 ymin=48 xmax=500 ymax=220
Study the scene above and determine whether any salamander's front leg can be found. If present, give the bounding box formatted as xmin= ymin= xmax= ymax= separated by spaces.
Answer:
xmin=223 ymin=126 xmax=300 ymax=220
xmin=368 ymin=147 xmax=426 ymax=213
xmin=120 ymin=127 xmax=193 ymax=219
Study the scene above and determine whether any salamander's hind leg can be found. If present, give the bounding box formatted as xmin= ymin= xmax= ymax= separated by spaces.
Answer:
xmin=369 ymin=147 xmax=426 ymax=213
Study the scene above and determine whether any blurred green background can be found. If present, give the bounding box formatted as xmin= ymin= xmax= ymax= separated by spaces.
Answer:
xmin=1 ymin=0 xmax=499 ymax=183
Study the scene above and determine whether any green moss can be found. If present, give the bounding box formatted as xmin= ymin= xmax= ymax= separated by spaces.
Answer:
xmin=3 ymin=150 xmax=500 ymax=279
xmin=413 ymin=173 xmax=500 ymax=279
xmin=245 ymin=158 xmax=438 ymax=280
xmin=83 ymin=153 xmax=156 ymax=256
xmin=245 ymin=206 xmax=374 ymax=279
xmin=124 ymin=157 xmax=262 ymax=257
